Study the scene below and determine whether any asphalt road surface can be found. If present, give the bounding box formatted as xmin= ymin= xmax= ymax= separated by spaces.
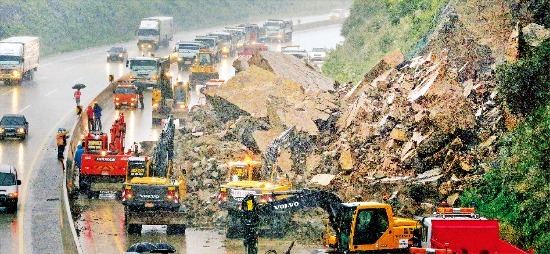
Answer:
xmin=0 ymin=16 xmax=343 ymax=254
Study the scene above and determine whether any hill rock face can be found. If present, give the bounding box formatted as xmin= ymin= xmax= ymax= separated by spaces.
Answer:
xmin=173 ymin=0 xmax=532 ymax=232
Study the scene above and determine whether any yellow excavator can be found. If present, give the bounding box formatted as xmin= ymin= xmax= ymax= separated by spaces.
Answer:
xmin=239 ymin=190 xmax=419 ymax=254
xmin=121 ymin=116 xmax=187 ymax=235
xmin=218 ymin=127 xmax=296 ymax=238
xmin=189 ymin=49 xmax=219 ymax=87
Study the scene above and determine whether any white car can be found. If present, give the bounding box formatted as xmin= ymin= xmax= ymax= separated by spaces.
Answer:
xmin=329 ymin=9 xmax=347 ymax=20
xmin=281 ymin=45 xmax=308 ymax=61
xmin=0 ymin=164 xmax=21 ymax=213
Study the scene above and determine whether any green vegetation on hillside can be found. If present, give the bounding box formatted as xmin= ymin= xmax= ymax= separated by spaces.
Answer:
xmin=323 ymin=0 xmax=448 ymax=83
xmin=497 ymin=39 xmax=550 ymax=116
xmin=0 ymin=0 xmax=341 ymax=56
xmin=461 ymin=39 xmax=550 ymax=253
xmin=460 ymin=105 xmax=550 ymax=252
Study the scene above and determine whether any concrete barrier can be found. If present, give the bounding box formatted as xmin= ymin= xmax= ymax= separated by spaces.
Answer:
xmin=61 ymin=77 xmax=127 ymax=254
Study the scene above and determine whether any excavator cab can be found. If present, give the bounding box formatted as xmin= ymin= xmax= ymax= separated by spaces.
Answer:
xmin=126 ymin=156 xmax=149 ymax=182
xmin=189 ymin=49 xmax=219 ymax=87
xmin=198 ymin=51 xmax=213 ymax=66
xmin=83 ymin=133 xmax=108 ymax=154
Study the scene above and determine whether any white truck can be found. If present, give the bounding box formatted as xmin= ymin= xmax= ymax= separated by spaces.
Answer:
xmin=0 ymin=36 xmax=39 ymax=85
xmin=262 ymin=19 xmax=293 ymax=43
xmin=174 ymin=41 xmax=202 ymax=70
xmin=126 ymin=57 xmax=161 ymax=86
xmin=136 ymin=16 xmax=174 ymax=51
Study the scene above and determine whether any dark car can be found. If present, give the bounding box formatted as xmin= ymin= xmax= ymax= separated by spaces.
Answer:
xmin=107 ymin=46 xmax=128 ymax=62
xmin=0 ymin=114 xmax=29 ymax=140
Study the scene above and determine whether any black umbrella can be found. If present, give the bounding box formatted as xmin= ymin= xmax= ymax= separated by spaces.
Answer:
xmin=72 ymin=83 xmax=86 ymax=89
xmin=133 ymin=81 xmax=148 ymax=92
xmin=126 ymin=242 xmax=156 ymax=253
xmin=151 ymin=242 xmax=176 ymax=253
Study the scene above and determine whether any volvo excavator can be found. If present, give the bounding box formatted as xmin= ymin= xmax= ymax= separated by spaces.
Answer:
xmin=238 ymin=189 xmax=419 ymax=254
xmin=218 ymin=127 xmax=296 ymax=238
xmin=121 ymin=116 xmax=187 ymax=235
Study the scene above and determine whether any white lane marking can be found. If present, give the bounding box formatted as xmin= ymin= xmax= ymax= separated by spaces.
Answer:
xmin=45 ymin=89 xmax=57 ymax=96
xmin=2 ymin=89 xmax=14 ymax=96
xmin=19 ymin=105 xmax=31 ymax=113
xmin=62 ymin=50 xmax=104 ymax=62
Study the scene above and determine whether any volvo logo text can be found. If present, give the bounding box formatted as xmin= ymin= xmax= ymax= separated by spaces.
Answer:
xmin=139 ymin=194 xmax=160 ymax=199
xmin=273 ymin=202 xmax=300 ymax=210
xmin=96 ymin=157 xmax=116 ymax=162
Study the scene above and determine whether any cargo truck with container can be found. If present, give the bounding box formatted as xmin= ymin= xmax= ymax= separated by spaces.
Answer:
xmin=136 ymin=17 xmax=174 ymax=51
xmin=0 ymin=36 xmax=39 ymax=85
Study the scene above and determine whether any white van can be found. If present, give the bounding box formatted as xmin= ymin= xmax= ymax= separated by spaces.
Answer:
xmin=0 ymin=164 xmax=21 ymax=213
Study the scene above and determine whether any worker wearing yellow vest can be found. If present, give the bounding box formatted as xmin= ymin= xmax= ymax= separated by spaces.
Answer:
xmin=56 ymin=128 xmax=70 ymax=160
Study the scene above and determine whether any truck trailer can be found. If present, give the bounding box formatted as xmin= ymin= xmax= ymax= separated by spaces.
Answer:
xmin=0 ymin=36 xmax=39 ymax=85
xmin=136 ymin=16 xmax=174 ymax=51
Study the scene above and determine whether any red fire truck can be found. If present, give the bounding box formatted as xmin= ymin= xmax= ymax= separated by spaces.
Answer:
xmin=411 ymin=205 xmax=530 ymax=254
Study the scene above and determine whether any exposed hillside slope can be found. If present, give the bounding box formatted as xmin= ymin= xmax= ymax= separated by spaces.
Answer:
xmin=322 ymin=0 xmax=549 ymax=251
xmin=0 ymin=0 xmax=342 ymax=56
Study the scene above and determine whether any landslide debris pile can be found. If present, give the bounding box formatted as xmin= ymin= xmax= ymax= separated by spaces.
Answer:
xmin=176 ymin=4 xmax=523 ymax=231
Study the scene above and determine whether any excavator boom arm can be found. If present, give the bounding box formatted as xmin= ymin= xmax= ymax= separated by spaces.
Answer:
xmin=256 ymin=189 xmax=343 ymax=233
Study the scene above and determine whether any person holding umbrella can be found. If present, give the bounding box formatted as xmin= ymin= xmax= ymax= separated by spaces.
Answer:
xmin=73 ymin=83 xmax=86 ymax=115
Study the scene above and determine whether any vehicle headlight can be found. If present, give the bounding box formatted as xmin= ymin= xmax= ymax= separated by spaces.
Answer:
xmin=8 ymin=192 xmax=18 ymax=198
xmin=118 ymin=54 xmax=123 ymax=57
xmin=223 ymin=47 xmax=229 ymax=53
xmin=17 ymin=127 xmax=25 ymax=134
xmin=131 ymin=98 xmax=136 ymax=101
xmin=107 ymin=53 xmax=110 ymax=56
xmin=177 ymin=57 xmax=183 ymax=61
xmin=12 ymin=70 xmax=21 ymax=77
xmin=0 ymin=128 xmax=4 ymax=133
xmin=115 ymin=97 xmax=119 ymax=100
xmin=148 ymin=45 xmax=152 ymax=48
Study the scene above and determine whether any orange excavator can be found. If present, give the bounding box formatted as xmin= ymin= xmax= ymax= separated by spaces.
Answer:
xmin=79 ymin=113 xmax=133 ymax=195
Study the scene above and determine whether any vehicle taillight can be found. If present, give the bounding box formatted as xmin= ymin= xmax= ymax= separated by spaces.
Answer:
xmin=217 ymin=190 xmax=228 ymax=204
xmin=259 ymin=194 xmax=272 ymax=204
xmin=167 ymin=189 xmax=179 ymax=203
xmin=122 ymin=188 xmax=133 ymax=201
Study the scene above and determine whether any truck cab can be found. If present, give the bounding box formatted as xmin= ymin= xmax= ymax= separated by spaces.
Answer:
xmin=263 ymin=19 xmax=293 ymax=43
xmin=0 ymin=36 xmax=40 ymax=85
xmin=126 ymin=57 xmax=160 ymax=86
xmin=194 ymin=36 xmax=220 ymax=61
xmin=174 ymin=41 xmax=202 ymax=70
xmin=207 ymin=31 xmax=234 ymax=57
xmin=417 ymin=206 xmax=529 ymax=253
xmin=136 ymin=17 xmax=174 ymax=51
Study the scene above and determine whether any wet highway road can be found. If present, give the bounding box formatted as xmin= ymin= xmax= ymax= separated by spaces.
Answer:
xmin=0 ymin=16 xmax=343 ymax=254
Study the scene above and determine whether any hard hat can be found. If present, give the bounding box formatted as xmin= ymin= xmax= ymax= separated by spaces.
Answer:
xmin=58 ymin=128 xmax=66 ymax=133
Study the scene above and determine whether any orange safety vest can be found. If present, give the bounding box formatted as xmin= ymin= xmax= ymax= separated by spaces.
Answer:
xmin=56 ymin=134 xmax=65 ymax=146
